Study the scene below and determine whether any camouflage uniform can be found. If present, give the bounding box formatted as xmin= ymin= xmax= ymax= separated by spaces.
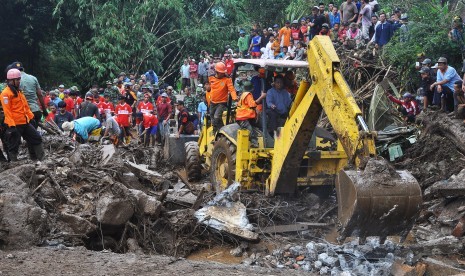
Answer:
xmin=183 ymin=95 xmax=198 ymax=114
xmin=104 ymin=84 xmax=121 ymax=106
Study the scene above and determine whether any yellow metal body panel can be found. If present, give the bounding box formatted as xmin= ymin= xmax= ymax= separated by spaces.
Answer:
xmin=267 ymin=35 xmax=376 ymax=195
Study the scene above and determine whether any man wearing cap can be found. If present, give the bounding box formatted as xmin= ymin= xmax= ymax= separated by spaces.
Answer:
xmin=50 ymin=90 xmax=63 ymax=107
xmin=175 ymin=100 xmax=194 ymax=138
xmin=430 ymin=57 xmax=462 ymax=113
xmin=10 ymin=62 xmax=48 ymax=128
xmin=57 ymin=84 xmax=65 ymax=99
xmin=340 ymin=0 xmax=359 ymax=24
xmin=62 ymin=89 xmax=74 ymax=114
xmin=279 ymin=21 xmax=292 ymax=49
xmin=236 ymin=81 xmax=259 ymax=148
xmin=419 ymin=67 xmax=435 ymax=110
xmin=180 ymin=59 xmax=190 ymax=92
xmin=1 ymin=69 xmax=45 ymax=161
xmin=62 ymin=117 xmax=102 ymax=143
xmin=209 ymin=62 xmax=238 ymax=132
xmin=78 ymin=92 xmax=100 ymax=120
xmin=104 ymin=80 xmax=120 ymax=106
xmin=386 ymin=91 xmax=420 ymax=123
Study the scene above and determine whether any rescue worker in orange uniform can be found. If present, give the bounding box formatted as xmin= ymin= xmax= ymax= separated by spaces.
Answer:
xmin=236 ymin=81 xmax=258 ymax=148
xmin=1 ymin=69 xmax=45 ymax=161
xmin=208 ymin=62 xmax=237 ymax=132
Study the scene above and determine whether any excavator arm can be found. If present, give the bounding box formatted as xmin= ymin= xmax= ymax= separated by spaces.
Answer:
xmin=267 ymin=36 xmax=422 ymax=241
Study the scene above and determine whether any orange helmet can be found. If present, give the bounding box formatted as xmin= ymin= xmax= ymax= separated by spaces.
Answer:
xmin=215 ymin=62 xmax=227 ymax=73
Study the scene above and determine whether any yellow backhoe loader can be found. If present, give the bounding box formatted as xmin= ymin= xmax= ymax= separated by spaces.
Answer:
xmin=184 ymin=36 xmax=422 ymax=242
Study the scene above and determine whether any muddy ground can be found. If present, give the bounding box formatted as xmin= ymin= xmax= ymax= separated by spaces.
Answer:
xmin=1 ymin=111 xmax=465 ymax=275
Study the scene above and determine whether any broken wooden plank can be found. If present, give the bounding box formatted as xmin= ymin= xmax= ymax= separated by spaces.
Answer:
xmin=261 ymin=223 xmax=331 ymax=234
xmin=124 ymin=160 xmax=162 ymax=177
xmin=192 ymin=187 xmax=205 ymax=210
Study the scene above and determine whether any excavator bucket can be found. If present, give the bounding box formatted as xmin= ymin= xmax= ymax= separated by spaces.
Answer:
xmin=335 ymin=158 xmax=422 ymax=243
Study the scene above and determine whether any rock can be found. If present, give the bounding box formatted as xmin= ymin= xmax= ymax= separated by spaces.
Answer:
xmin=129 ymin=189 xmax=162 ymax=217
xmin=6 ymin=254 xmax=15 ymax=259
xmin=318 ymin=252 xmax=337 ymax=267
xmin=241 ymin=257 xmax=254 ymax=266
xmin=319 ymin=266 xmax=329 ymax=274
xmin=289 ymin=245 xmax=303 ymax=256
xmin=0 ymin=174 xmax=48 ymax=249
xmin=96 ymin=196 xmax=134 ymax=225
xmin=314 ymin=260 xmax=323 ymax=269
xmin=296 ymin=255 xmax=305 ymax=261
xmin=230 ymin=246 xmax=243 ymax=257
xmin=452 ymin=217 xmax=465 ymax=237
xmin=58 ymin=213 xmax=97 ymax=235
xmin=127 ymin=238 xmax=143 ymax=254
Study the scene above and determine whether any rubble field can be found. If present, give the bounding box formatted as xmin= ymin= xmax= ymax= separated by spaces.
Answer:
xmin=1 ymin=112 xmax=465 ymax=275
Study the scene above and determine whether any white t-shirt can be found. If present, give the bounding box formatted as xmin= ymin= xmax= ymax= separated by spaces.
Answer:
xmin=265 ymin=41 xmax=274 ymax=59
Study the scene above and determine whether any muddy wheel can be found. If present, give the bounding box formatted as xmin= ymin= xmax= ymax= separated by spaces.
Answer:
xmin=185 ymin=141 xmax=202 ymax=182
xmin=210 ymin=137 xmax=236 ymax=192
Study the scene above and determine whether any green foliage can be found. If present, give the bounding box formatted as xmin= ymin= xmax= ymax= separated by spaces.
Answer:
xmin=382 ymin=0 xmax=462 ymax=90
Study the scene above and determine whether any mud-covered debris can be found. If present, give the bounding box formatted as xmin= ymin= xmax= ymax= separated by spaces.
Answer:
xmin=96 ymin=195 xmax=135 ymax=225
xmin=195 ymin=183 xmax=258 ymax=241
xmin=129 ymin=189 xmax=162 ymax=217
xmin=0 ymin=174 xmax=48 ymax=249
xmin=58 ymin=212 xmax=97 ymax=235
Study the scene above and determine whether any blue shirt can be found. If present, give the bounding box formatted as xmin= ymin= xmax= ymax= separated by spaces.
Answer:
xmin=375 ymin=22 xmax=393 ymax=47
xmin=197 ymin=102 xmax=208 ymax=123
xmin=145 ymin=71 xmax=159 ymax=85
xmin=251 ymin=35 xmax=261 ymax=53
xmin=52 ymin=97 xmax=63 ymax=107
xmin=266 ymin=87 xmax=292 ymax=115
xmin=74 ymin=117 xmax=101 ymax=140
xmin=329 ymin=12 xmax=341 ymax=28
xmin=437 ymin=66 xmax=462 ymax=91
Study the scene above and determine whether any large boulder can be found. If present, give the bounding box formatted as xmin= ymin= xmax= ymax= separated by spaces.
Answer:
xmin=96 ymin=195 xmax=134 ymax=225
xmin=0 ymin=174 xmax=48 ymax=249
xmin=129 ymin=189 xmax=162 ymax=217
xmin=58 ymin=213 xmax=97 ymax=235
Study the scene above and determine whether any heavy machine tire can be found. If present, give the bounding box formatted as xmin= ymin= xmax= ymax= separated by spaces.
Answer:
xmin=210 ymin=137 xmax=236 ymax=193
xmin=185 ymin=141 xmax=202 ymax=182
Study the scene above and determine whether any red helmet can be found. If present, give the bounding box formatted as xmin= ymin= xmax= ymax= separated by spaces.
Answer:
xmin=215 ymin=62 xmax=227 ymax=73
xmin=7 ymin=69 xmax=21 ymax=80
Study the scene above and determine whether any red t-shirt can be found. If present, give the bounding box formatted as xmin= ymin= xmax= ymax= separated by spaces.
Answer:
xmin=72 ymin=97 xmax=83 ymax=117
xmin=96 ymin=102 xmax=105 ymax=114
xmin=63 ymin=98 xmax=74 ymax=113
xmin=115 ymin=103 xmax=132 ymax=127
xmin=156 ymin=97 xmax=171 ymax=106
xmin=44 ymin=96 xmax=51 ymax=107
xmin=189 ymin=63 xmax=198 ymax=79
xmin=291 ymin=28 xmax=301 ymax=40
xmin=225 ymin=59 xmax=234 ymax=75
xmin=137 ymin=101 xmax=154 ymax=114
xmin=142 ymin=113 xmax=158 ymax=129
xmin=100 ymin=102 xmax=114 ymax=113
xmin=46 ymin=112 xmax=56 ymax=122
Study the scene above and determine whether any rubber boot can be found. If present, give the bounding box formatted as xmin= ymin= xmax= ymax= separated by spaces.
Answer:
xmin=28 ymin=143 xmax=37 ymax=161
xmin=33 ymin=144 xmax=45 ymax=161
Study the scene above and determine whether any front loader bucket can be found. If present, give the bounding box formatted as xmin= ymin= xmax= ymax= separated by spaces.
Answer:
xmin=335 ymin=158 xmax=422 ymax=242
